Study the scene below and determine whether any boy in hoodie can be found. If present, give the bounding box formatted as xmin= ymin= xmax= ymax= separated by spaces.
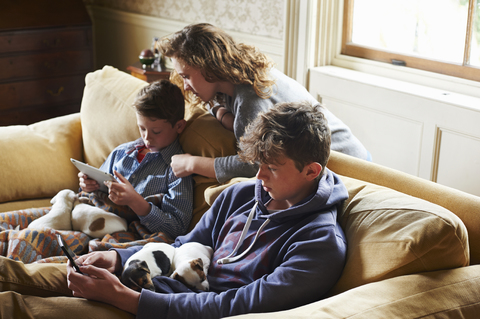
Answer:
xmin=0 ymin=101 xmax=348 ymax=319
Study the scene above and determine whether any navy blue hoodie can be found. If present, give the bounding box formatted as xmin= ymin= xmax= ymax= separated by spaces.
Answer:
xmin=116 ymin=168 xmax=348 ymax=319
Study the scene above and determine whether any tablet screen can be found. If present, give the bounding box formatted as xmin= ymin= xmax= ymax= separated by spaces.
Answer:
xmin=70 ymin=158 xmax=116 ymax=193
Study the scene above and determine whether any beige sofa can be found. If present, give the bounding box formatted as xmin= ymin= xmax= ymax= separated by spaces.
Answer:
xmin=1 ymin=66 xmax=480 ymax=318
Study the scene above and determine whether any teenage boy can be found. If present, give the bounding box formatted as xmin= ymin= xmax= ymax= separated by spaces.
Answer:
xmin=0 ymin=101 xmax=348 ymax=319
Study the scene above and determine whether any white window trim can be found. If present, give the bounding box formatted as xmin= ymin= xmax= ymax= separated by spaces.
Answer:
xmin=286 ymin=0 xmax=480 ymax=98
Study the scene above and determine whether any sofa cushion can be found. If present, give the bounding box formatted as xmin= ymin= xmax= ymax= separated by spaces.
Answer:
xmin=179 ymin=107 xmax=237 ymax=230
xmin=0 ymin=114 xmax=82 ymax=204
xmin=80 ymin=65 xmax=147 ymax=168
xmin=328 ymin=175 xmax=469 ymax=295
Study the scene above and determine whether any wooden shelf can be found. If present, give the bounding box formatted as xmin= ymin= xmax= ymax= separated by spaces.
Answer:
xmin=127 ymin=62 xmax=172 ymax=83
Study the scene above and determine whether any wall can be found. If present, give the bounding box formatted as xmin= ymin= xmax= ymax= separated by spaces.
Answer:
xmin=83 ymin=0 xmax=284 ymax=39
xmin=310 ymin=66 xmax=480 ymax=197
xmin=83 ymin=0 xmax=285 ymax=71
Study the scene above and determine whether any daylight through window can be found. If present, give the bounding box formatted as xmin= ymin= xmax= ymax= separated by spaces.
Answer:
xmin=342 ymin=0 xmax=480 ymax=81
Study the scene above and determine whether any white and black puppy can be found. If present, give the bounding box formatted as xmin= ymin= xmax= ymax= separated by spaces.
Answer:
xmin=170 ymin=242 xmax=213 ymax=291
xmin=121 ymin=242 xmax=175 ymax=292
xmin=121 ymin=242 xmax=213 ymax=292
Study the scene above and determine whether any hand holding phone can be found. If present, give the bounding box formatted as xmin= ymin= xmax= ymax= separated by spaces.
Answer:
xmin=57 ymin=234 xmax=84 ymax=274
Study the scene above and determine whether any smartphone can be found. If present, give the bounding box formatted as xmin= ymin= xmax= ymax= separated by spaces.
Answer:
xmin=57 ymin=234 xmax=84 ymax=274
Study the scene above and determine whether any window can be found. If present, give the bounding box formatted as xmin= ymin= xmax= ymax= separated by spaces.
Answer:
xmin=342 ymin=0 xmax=480 ymax=81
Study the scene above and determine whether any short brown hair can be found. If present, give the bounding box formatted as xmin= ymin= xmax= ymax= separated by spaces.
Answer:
xmin=133 ymin=80 xmax=185 ymax=126
xmin=238 ymin=101 xmax=331 ymax=177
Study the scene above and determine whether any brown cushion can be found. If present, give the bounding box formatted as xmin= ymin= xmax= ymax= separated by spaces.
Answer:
xmin=179 ymin=107 xmax=237 ymax=230
xmin=329 ymin=175 xmax=469 ymax=295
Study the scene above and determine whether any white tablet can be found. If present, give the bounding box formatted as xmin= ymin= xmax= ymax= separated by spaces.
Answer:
xmin=71 ymin=158 xmax=116 ymax=193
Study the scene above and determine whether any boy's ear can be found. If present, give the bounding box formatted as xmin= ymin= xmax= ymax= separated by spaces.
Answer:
xmin=304 ymin=162 xmax=322 ymax=181
xmin=175 ymin=119 xmax=187 ymax=134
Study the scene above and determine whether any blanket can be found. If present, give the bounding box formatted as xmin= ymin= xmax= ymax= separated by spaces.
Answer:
xmin=0 ymin=193 xmax=173 ymax=264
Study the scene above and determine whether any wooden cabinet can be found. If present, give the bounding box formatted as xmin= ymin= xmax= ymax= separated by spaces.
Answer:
xmin=0 ymin=0 xmax=93 ymax=126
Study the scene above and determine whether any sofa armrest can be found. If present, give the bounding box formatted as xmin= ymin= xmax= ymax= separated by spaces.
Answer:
xmin=0 ymin=113 xmax=83 ymax=211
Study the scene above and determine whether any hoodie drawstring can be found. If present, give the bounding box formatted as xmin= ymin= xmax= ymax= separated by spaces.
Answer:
xmin=217 ymin=201 xmax=270 ymax=265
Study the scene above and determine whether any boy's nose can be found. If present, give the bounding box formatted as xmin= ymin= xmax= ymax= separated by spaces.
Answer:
xmin=256 ymin=166 xmax=267 ymax=180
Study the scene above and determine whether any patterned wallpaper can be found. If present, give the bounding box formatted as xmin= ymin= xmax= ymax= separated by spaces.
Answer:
xmin=83 ymin=0 xmax=284 ymax=40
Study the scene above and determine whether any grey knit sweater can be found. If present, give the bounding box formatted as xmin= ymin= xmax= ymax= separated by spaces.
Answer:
xmin=213 ymin=68 xmax=369 ymax=183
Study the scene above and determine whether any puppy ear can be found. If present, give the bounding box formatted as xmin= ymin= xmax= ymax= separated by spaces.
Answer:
xmin=50 ymin=192 xmax=59 ymax=205
xmin=193 ymin=258 xmax=204 ymax=271
xmin=78 ymin=197 xmax=90 ymax=204
xmin=139 ymin=260 xmax=150 ymax=274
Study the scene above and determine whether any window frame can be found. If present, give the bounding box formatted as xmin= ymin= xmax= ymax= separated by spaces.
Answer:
xmin=341 ymin=0 xmax=480 ymax=82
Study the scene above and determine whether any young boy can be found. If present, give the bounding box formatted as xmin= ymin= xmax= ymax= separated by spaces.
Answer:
xmin=0 ymin=101 xmax=348 ymax=319
xmin=78 ymin=79 xmax=193 ymax=239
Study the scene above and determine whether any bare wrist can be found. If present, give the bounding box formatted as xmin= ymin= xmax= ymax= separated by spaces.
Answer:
xmin=220 ymin=111 xmax=232 ymax=125
xmin=129 ymin=194 xmax=151 ymax=217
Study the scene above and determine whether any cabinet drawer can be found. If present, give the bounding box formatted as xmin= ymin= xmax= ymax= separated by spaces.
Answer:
xmin=0 ymin=75 xmax=86 ymax=111
xmin=0 ymin=102 xmax=80 ymax=126
xmin=0 ymin=27 xmax=91 ymax=54
xmin=0 ymin=50 xmax=92 ymax=82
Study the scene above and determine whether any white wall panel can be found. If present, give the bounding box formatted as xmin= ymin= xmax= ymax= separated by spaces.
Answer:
xmin=310 ymin=66 xmax=480 ymax=196
xmin=322 ymin=98 xmax=423 ymax=176
xmin=435 ymin=128 xmax=480 ymax=197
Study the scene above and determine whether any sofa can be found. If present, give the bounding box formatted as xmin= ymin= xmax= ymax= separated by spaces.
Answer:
xmin=1 ymin=66 xmax=480 ymax=318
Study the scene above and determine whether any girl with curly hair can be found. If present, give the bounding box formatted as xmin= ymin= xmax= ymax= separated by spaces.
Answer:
xmin=159 ymin=23 xmax=370 ymax=183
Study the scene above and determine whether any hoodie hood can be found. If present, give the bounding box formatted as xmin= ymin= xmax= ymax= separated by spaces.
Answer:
xmin=254 ymin=168 xmax=348 ymax=223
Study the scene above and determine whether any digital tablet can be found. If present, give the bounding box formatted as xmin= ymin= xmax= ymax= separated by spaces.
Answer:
xmin=71 ymin=158 xmax=116 ymax=193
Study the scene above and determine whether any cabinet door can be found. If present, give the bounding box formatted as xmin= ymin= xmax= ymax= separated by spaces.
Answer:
xmin=0 ymin=27 xmax=91 ymax=54
xmin=0 ymin=50 xmax=93 ymax=82
xmin=0 ymin=75 xmax=85 ymax=111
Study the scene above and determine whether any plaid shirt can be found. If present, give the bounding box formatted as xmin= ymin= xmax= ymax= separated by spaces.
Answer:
xmin=100 ymin=138 xmax=193 ymax=238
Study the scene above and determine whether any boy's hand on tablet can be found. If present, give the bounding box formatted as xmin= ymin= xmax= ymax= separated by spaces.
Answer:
xmin=105 ymin=171 xmax=138 ymax=206
xmin=78 ymin=172 xmax=100 ymax=192
xmin=105 ymin=171 xmax=151 ymax=217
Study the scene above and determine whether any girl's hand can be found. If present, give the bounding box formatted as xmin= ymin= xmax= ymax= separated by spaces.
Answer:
xmin=78 ymin=172 xmax=99 ymax=192
xmin=171 ymin=153 xmax=194 ymax=177
xmin=171 ymin=154 xmax=216 ymax=179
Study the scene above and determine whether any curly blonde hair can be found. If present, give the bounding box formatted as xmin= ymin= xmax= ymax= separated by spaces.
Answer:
xmin=158 ymin=23 xmax=275 ymax=107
